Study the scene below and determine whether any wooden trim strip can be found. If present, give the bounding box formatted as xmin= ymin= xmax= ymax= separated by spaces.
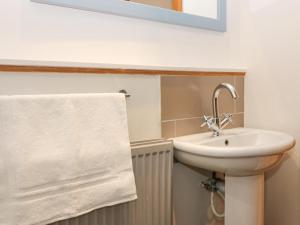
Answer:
xmin=172 ymin=0 xmax=182 ymax=12
xmin=0 ymin=65 xmax=245 ymax=76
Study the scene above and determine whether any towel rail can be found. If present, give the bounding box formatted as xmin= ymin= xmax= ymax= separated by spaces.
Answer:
xmin=119 ymin=89 xmax=131 ymax=98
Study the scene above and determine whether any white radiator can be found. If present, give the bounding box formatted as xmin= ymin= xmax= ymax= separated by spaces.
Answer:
xmin=50 ymin=139 xmax=173 ymax=225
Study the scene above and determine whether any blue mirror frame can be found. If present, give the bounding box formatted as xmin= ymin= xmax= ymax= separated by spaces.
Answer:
xmin=32 ymin=0 xmax=226 ymax=32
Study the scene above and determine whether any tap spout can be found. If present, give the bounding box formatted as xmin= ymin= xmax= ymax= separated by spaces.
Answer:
xmin=212 ymin=83 xmax=238 ymax=129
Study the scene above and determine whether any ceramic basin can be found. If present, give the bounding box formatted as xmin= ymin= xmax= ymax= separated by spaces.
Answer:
xmin=173 ymin=128 xmax=295 ymax=176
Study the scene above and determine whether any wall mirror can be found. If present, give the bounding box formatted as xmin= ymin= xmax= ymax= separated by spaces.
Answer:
xmin=32 ymin=0 xmax=226 ymax=31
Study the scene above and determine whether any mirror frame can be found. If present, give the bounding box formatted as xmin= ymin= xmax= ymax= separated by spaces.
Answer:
xmin=32 ymin=0 xmax=226 ymax=32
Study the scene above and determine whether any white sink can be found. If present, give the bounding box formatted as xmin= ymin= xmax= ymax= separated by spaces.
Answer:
xmin=174 ymin=127 xmax=295 ymax=225
xmin=173 ymin=128 xmax=295 ymax=176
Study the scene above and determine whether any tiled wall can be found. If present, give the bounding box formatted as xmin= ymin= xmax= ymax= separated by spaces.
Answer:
xmin=162 ymin=75 xmax=244 ymax=225
xmin=161 ymin=75 xmax=244 ymax=138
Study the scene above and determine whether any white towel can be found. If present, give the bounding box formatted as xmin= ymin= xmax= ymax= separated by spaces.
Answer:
xmin=0 ymin=93 xmax=137 ymax=225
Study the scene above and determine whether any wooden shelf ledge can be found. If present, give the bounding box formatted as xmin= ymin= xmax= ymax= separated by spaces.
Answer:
xmin=0 ymin=61 xmax=246 ymax=76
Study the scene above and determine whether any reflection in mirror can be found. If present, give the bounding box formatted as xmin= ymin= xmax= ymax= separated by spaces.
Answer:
xmin=128 ymin=0 xmax=173 ymax=10
xmin=127 ymin=0 xmax=218 ymax=18
xmin=32 ymin=0 xmax=226 ymax=31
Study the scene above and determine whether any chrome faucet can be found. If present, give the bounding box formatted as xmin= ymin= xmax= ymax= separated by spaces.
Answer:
xmin=202 ymin=83 xmax=238 ymax=136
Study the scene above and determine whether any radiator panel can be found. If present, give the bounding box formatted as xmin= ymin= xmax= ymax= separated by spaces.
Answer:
xmin=50 ymin=140 xmax=173 ymax=225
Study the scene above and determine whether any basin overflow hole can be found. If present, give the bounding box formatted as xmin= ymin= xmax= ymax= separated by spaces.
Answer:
xmin=225 ymin=139 xmax=229 ymax=146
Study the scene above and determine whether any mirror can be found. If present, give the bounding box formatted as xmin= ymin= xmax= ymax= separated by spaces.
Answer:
xmin=129 ymin=0 xmax=218 ymax=18
xmin=32 ymin=0 xmax=226 ymax=31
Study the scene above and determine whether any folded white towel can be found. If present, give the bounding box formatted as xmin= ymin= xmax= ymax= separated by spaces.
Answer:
xmin=0 ymin=93 xmax=137 ymax=225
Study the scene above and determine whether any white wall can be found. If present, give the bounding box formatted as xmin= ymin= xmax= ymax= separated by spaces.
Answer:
xmin=0 ymin=72 xmax=161 ymax=141
xmin=241 ymin=1 xmax=300 ymax=224
xmin=0 ymin=0 xmax=243 ymax=69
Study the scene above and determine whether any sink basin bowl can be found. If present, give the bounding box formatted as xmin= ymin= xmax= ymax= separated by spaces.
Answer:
xmin=173 ymin=128 xmax=295 ymax=176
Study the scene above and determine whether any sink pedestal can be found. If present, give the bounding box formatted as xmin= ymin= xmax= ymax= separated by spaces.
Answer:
xmin=225 ymin=174 xmax=264 ymax=225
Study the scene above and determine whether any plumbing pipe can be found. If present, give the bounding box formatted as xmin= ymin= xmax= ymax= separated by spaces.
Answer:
xmin=210 ymin=191 xmax=225 ymax=218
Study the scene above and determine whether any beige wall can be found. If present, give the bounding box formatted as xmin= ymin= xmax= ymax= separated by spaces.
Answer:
xmin=161 ymin=75 xmax=244 ymax=138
